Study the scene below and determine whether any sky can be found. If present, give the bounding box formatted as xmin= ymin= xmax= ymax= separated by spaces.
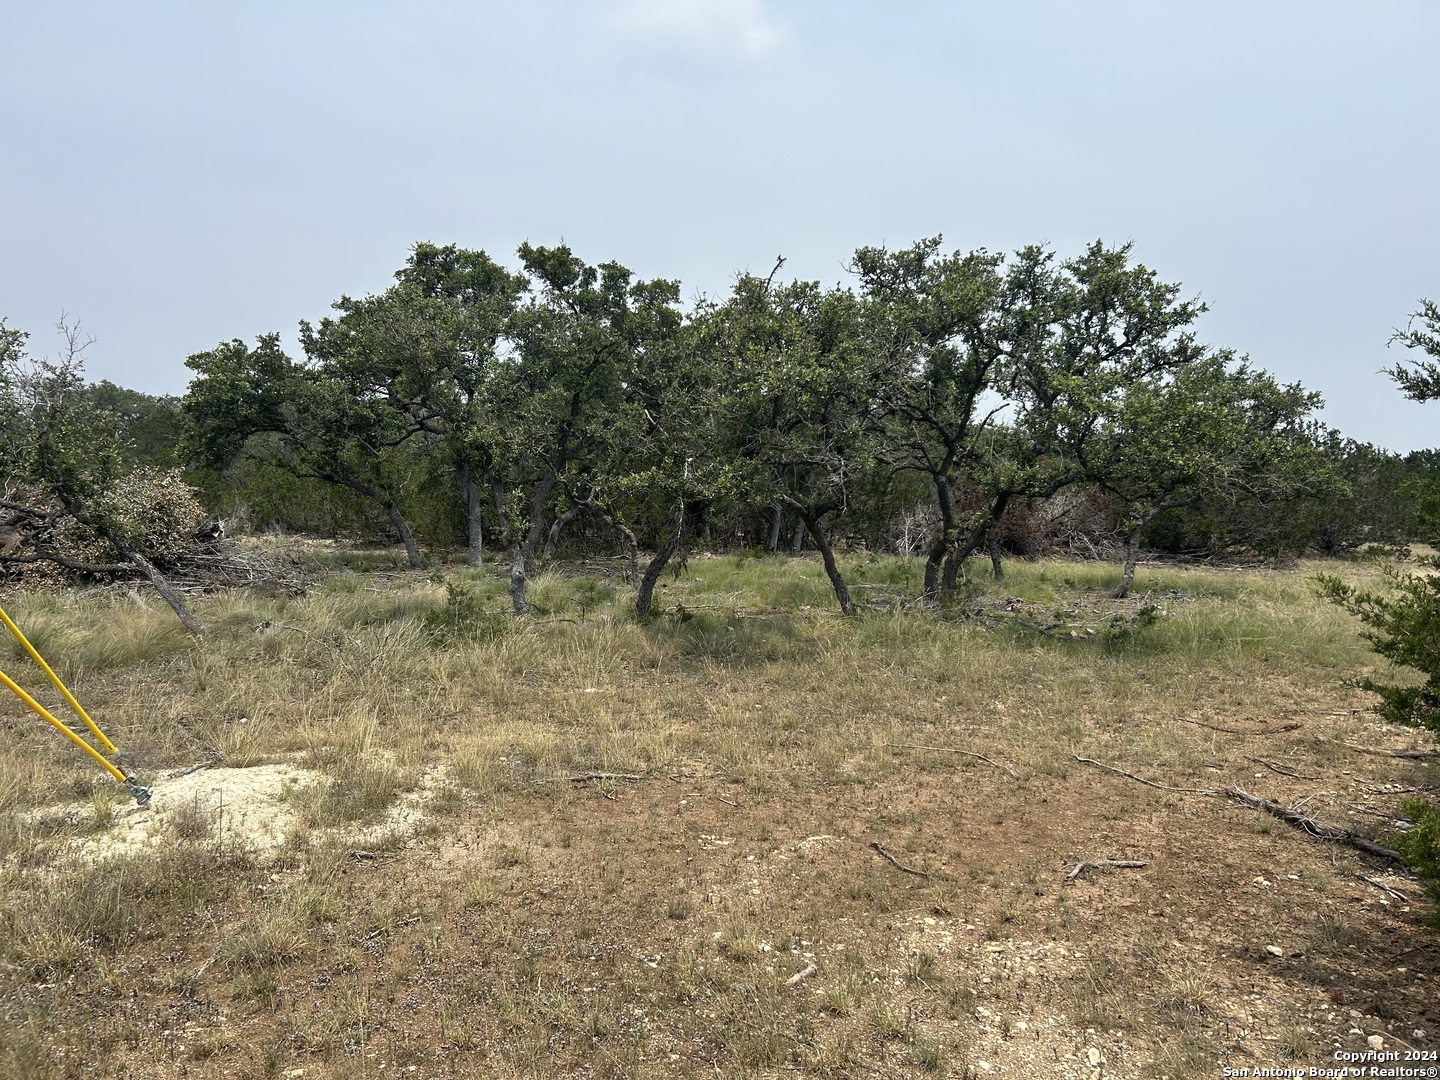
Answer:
xmin=1 ymin=1 xmax=1437 ymax=449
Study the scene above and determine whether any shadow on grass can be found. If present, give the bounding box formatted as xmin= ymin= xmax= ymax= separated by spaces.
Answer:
xmin=638 ymin=608 xmax=812 ymax=667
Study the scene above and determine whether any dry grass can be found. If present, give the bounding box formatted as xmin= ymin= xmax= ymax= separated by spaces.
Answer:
xmin=0 ymin=549 xmax=1435 ymax=1077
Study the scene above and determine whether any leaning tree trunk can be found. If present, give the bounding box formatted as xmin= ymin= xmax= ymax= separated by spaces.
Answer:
xmin=636 ymin=522 xmax=684 ymax=619
xmin=384 ymin=503 xmax=422 ymax=569
xmin=318 ymin=472 xmax=423 ymax=568
xmin=122 ymin=547 xmax=207 ymax=636
xmin=801 ymin=514 xmax=857 ymax=616
xmin=542 ymin=498 xmax=586 ymax=561
xmin=613 ymin=520 xmax=640 ymax=584
xmin=767 ymin=505 xmax=783 ymax=553
xmin=73 ymin=508 xmax=208 ymax=635
xmin=1111 ymin=512 xmax=1158 ymax=600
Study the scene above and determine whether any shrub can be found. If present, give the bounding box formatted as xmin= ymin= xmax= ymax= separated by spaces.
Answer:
xmin=1317 ymin=561 xmax=1440 ymax=734
xmin=1392 ymin=798 xmax=1440 ymax=925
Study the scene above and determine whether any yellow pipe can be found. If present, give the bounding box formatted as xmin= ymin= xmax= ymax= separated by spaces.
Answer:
xmin=0 ymin=604 xmax=118 ymax=755
xmin=0 ymin=665 xmax=128 ymax=783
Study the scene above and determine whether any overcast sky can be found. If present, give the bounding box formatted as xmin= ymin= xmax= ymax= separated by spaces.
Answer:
xmin=2 ymin=1 xmax=1437 ymax=449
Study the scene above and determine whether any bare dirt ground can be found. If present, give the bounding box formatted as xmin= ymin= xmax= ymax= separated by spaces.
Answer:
xmin=13 ymin=735 xmax=1432 ymax=1080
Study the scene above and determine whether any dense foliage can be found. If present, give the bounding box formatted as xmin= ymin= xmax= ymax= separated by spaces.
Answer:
xmin=168 ymin=236 xmax=1365 ymax=616
xmin=7 ymin=246 xmax=1437 ymax=626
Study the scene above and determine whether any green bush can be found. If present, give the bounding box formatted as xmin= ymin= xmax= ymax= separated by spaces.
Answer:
xmin=1317 ymin=561 xmax=1440 ymax=734
xmin=1392 ymin=798 xmax=1440 ymax=925
xmin=424 ymin=581 xmax=505 ymax=642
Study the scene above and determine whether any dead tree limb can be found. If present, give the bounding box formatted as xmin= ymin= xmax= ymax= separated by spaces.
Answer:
xmin=1074 ymin=757 xmax=1405 ymax=863
xmin=869 ymin=842 xmax=929 ymax=878
xmin=884 ymin=742 xmax=1019 ymax=779
xmin=536 ymin=772 xmax=648 ymax=784
xmin=1246 ymin=756 xmax=1321 ymax=780
xmin=1178 ymin=717 xmax=1302 ymax=736
xmin=1355 ymin=874 xmax=1409 ymax=902
xmin=1324 ymin=739 xmax=1440 ymax=760
xmin=1072 ymin=756 xmax=1221 ymax=794
xmin=1223 ymin=787 xmax=1403 ymax=862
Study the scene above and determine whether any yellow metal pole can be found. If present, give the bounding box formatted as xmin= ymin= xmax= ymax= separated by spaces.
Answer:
xmin=0 ymin=665 xmax=128 ymax=783
xmin=0 ymin=604 xmax=118 ymax=755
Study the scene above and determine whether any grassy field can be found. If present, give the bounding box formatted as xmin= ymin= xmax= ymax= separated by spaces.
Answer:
xmin=0 ymin=548 xmax=1435 ymax=1078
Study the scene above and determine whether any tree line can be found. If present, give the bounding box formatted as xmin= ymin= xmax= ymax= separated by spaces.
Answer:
xmin=5 ymin=238 xmax=1440 ymax=619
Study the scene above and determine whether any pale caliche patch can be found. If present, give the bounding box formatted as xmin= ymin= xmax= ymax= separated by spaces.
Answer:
xmin=348 ymin=763 xmax=450 ymax=849
xmin=51 ymin=764 xmax=324 ymax=861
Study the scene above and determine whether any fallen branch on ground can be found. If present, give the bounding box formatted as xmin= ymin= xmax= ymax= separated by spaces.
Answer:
xmin=1178 ymin=717 xmax=1302 ymax=736
xmin=1073 ymin=756 xmax=1220 ymax=794
xmin=884 ymin=742 xmax=1019 ymax=779
xmin=1074 ymin=756 xmax=1405 ymax=862
xmin=536 ymin=771 xmax=648 ymax=784
xmin=1323 ymin=739 xmax=1440 ymax=760
xmin=869 ymin=842 xmax=929 ymax=878
xmin=784 ymin=963 xmax=819 ymax=987
xmin=1225 ymin=787 xmax=1404 ymax=861
xmin=1065 ymin=859 xmax=1147 ymax=881
xmin=1247 ymin=756 xmax=1321 ymax=780
xmin=1355 ymin=874 xmax=1409 ymax=902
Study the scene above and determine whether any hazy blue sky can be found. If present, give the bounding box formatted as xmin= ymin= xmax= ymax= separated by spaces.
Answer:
xmin=2 ymin=1 xmax=1437 ymax=448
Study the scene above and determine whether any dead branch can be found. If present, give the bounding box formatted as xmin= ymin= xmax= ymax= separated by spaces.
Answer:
xmin=161 ymin=758 xmax=223 ymax=781
xmin=1178 ymin=717 xmax=1302 ymax=736
xmin=884 ymin=742 xmax=1019 ymax=779
xmin=1065 ymin=859 xmax=1147 ymax=881
xmin=1247 ymin=756 xmax=1321 ymax=780
xmin=869 ymin=842 xmax=929 ymax=878
xmin=1224 ymin=787 xmax=1403 ymax=862
xmin=1072 ymin=756 xmax=1221 ymax=794
xmin=1074 ymin=757 xmax=1404 ymax=863
xmin=1324 ymin=739 xmax=1440 ymax=760
xmin=536 ymin=772 xmax=648 ymax=784
xmin=1355 ymin=874 xmax=1409 ymax=902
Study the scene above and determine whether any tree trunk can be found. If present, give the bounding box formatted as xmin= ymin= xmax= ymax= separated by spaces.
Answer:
xmin=940 ymin=548 xmax=965 ymax=596
xmin=124 ymin=548 xmax=207 ymax=636
xmin=923 ymin=478 xmax=959 ymax=601
xmin=508 ymin=544 xmax=529 ymax=616
xmin=614 ymin=521 xmax=640 ymax=584
xmin=316 ymin=472 xmax=422 ymax=568
xmin=801 ymin=514 xmax=857 ymax=616
xmin=504 ymin=475 xmax=559 ymax=616
xmin=767 ymin=505 xmax=783 ymax=553
xmin=1111 ymin=514 xmax=1155 ymax=599
xmin=790 ymin=519 xmax=806 ymax=553
xmin=987 ymin=526 xmax=1004 ymax=581
xmin=384 ymin=501 xmax=422 ymax=568
xmin=636 ymin=522 xmax=684 ymax=619
xmin=543 ymin=499 xmax=586 ymax=561
xmin=462 ymin=461 xmax=483 ymax=568
xmin=522 ymin=476 xmax=557 ymax=574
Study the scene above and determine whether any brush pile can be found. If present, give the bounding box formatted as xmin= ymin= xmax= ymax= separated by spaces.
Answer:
xmin=1 ymin=468 xmax=306 ymax=595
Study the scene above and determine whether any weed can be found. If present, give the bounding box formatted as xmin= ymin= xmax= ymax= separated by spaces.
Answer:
xmin=719 ymin=922 xmax=760 ymax=962
xmin=904 ymin=948 xmax=939 ymax=985
xmin=868 ymin=999 xmax=909 ymax=1040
